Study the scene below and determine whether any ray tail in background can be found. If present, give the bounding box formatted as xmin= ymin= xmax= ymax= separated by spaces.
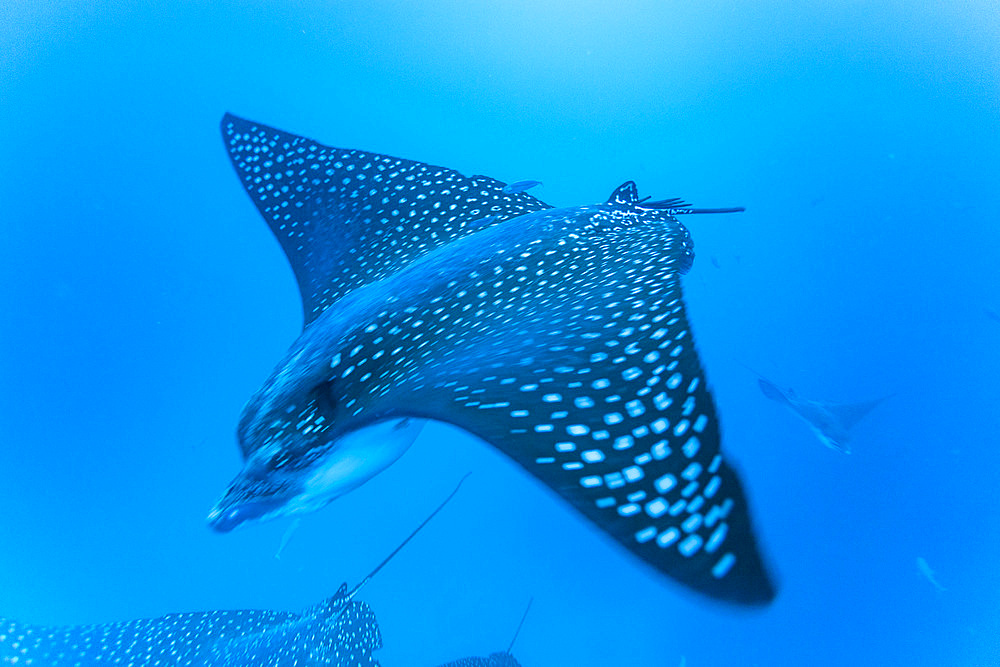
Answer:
xmin=747 ymin=366 xmax=891 ymax=454
xmin=436 ymin=597 xmax=531 ymax=667
xmin=210 ymin=113 xmax=774 ymax=605
xmin=916 ymin=556 xmax=947 ymax=592
xmin=1 ymin=476 xmax=464 ymax=666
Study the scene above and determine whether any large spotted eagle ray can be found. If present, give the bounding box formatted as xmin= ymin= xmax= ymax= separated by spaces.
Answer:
xmin=208 ymin=114 xmax=775 ymax=605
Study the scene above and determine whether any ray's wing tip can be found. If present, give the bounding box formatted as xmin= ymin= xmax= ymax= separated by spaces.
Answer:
xmin=222 ymin=112 xmax=268 ymax=138
xmin=221 ymin=111 xmax=242 ymax=128
xmin=221 ymin=112 xmax=251 ymax=144
xmin=696 ymin=568 xmax=776 ymax=608
xmin=221 ymin=112 xmax=277 ymax=139
xmin=704 ymin=564 xmax=777 ymax=607
xmin=741 ymin=576 xmax=778 ymax=607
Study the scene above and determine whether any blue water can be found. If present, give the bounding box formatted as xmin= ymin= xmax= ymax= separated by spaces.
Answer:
xmin=2 ymin=1 xmax=998 ymax=665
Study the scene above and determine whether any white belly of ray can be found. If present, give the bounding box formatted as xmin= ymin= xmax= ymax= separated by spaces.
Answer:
xmin=296 ymin=418 xmax=427 ymax=510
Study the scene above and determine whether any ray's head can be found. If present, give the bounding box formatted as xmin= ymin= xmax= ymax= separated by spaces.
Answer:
xmin=207 ymin=329 xmax=426 ymax=532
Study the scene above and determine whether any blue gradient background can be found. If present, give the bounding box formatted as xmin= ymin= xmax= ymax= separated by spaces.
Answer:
xmin=1 ymin=1 xmax=998 ymax=665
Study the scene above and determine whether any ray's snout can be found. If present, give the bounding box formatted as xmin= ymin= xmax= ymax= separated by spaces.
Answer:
xmin=208 ymin=499 xmax=284 ymax=533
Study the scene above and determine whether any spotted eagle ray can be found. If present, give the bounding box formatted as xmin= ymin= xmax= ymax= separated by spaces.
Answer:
xmin=1 ymin=591 xmax=380 ymax=667
xmin=209 ymin=113 xmax=775 ymax=605
xmin=750 ymin=368 xmax=889 ymax=454
xmin=916 ymin=556 xmax=947 ymax=592
xmin=0 ymin=477 xmax=464 ymax=666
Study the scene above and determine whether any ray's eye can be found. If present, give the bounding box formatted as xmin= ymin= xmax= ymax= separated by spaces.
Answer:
xmin=312 ymin=380 xmax=339 ymax=417
xmin=245 ymin=449 xmax=284 ymax=477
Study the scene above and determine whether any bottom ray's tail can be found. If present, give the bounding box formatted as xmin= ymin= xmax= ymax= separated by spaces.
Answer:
xmin=507 ymin=597 xmax=533 ymax=653
xmin=346 ymin=473 xmax=470 ymax=602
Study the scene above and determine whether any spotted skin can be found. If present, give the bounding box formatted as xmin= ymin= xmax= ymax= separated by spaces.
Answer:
xmin=223 ymin=119 xmax=549 ymax=327
xmin=212 ymin=114 xmax=775 ymax=605
xmin=438 ymin=653 xmax=522 ymax=667
xmin=0 ymin=584 xmax=380 ymax=666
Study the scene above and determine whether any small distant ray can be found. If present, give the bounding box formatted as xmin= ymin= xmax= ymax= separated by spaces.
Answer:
xmin=437 ymin=598 xmax=531 ymax=667
xmin=1 ymin=478 xmax=466 ymax=666
xmin=917 ymin=556 xmax=947 ymax=592
xmin=501 ymin=179 xmax=542 ymax=194
xmin=747 ymin=366 xmax=890 ymax=454
xmin=985 ymin=307 xmax=1000 ymax=324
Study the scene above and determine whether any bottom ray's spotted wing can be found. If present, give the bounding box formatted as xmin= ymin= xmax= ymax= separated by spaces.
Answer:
xmin=0 ymin=587 xmax=381 ymax=666
xmin=1 ymin=475 xmax=469 ymax=666
xmin=210 ymin=587 xmax=382 ymax=667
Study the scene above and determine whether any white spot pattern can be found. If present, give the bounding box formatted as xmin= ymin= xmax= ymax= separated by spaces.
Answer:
xmin=0 ymin=592 xmax=380 ymax=666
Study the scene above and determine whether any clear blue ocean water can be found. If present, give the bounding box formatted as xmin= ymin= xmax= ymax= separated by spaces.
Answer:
xmin=2 ymin=1 xmax=998 ymax=665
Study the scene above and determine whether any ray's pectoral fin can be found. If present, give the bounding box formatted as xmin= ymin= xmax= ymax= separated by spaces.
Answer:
xmin=824 ymin=395 xmax=892 ymax=431
xmin=0 ymin=595 xmax=381 ymax=667
xmin=221 ymin=113 xmax=553 ymax=327
xmin=208 ymin=590 xmax=381 ymax=667
xmin=395 ymin=226 xmax=775 ymax=605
